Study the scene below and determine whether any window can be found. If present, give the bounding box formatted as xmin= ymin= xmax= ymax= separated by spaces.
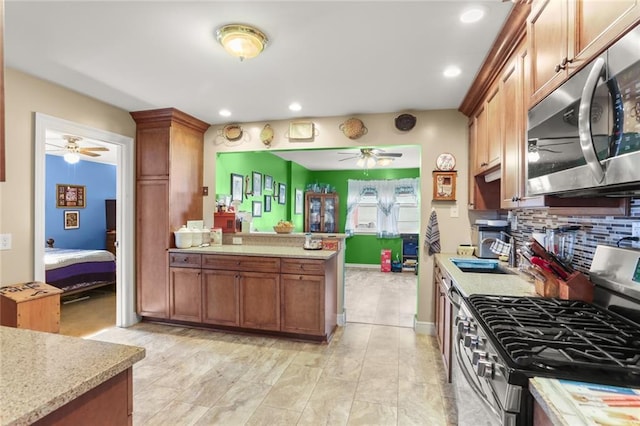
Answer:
xmin=346 ymin=178 xmax=419 ymax=237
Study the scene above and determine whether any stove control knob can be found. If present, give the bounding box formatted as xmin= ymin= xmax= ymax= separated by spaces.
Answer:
xmin=454 ymin=315 xmax=469 ymax=326
xmin=463 ymin=334 xmax=478 ymax=348
xmin=458 ymin=321 xmax=471 ymax=334
xmin=472 ymin=350 xmax=487 ymax=365
xmin=477 ymin=360 xmax=494 ymax=379
xmin=465 ymin=335 xmax=485 ymax=350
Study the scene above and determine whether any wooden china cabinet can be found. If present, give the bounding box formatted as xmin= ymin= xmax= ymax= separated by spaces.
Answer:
xmin=304 ymin=192 xmax=339 ymax=233
xmin=131 ymin=108 xmax=209 ymax=319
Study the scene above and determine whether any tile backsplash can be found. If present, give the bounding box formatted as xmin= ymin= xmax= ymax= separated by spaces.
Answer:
xmin=512 ymin=198 xmax=640 ymax=273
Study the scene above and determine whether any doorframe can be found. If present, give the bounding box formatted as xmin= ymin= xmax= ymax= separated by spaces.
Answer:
xmin=34 ymin=112 xmax=138 ymax=327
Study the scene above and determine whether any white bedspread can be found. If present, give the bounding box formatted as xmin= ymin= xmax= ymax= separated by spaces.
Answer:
xmin=44 ymin=248 xmax=116 ymax=270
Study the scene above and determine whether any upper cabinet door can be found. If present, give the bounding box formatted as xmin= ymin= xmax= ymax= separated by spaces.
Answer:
xmin=571 ymin=0 xmax=640 ymax=71
xmin=529 ymin=0 xmax=640 ymax=108
xmin=529 ymin=0 xmax=569 ymax=107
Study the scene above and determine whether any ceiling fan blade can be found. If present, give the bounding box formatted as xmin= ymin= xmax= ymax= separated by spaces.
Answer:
xmin=339 ymin=156 xmax=359 ymax=161
xmin=82 ymin=147 xmax=109 ymax=152
xmin=377 ymin=153 xmax=403 ymax=158
xmin=79 ymin=150 xmax=101 ymax=157
xmin=46 ymin=143 xmax=66 ymax=149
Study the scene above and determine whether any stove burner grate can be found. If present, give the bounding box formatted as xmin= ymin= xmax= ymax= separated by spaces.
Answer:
xmin=467 ymin=295 xmax=640 ymax=384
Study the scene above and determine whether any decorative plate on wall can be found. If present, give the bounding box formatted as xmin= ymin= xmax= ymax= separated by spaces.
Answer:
xmin=394 ymin=113 xmax=416 ymax=131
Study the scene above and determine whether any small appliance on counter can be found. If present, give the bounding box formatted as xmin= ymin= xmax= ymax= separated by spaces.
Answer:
xmin=303 ymin=233 xmax=323 ymax=250
xmin=471 ymin=224 xmax=509 ymax=258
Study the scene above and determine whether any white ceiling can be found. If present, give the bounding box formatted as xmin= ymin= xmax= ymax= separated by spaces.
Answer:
xmin=7 ymin=1 xmax=513 ymax=168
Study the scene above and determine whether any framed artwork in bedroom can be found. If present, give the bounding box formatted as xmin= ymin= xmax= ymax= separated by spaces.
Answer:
xmin=64 ymin=210 xmax=80 ymax=229
xmin=56 ymin=184 xmax=85 ymax=208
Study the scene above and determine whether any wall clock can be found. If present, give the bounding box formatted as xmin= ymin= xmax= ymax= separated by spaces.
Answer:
xmin=436 ymin=152 xmax=456 ymax=171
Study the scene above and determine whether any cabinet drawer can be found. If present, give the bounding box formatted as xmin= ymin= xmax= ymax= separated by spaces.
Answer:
xmin=281 ymin=258 xmax=325 ymax=275
xmin=169 ymin=253 xmax=202 ymax=268
xmin=202 ymin=254 xmax=280 ymax=273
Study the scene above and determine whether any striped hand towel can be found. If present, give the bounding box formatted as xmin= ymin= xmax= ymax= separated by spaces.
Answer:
xmin=425 ymin=209 xmax=441 ymax=255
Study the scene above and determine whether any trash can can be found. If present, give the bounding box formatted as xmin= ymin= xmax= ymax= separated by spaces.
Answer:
xmin=381 ymin=249 xmax=391 ymax=272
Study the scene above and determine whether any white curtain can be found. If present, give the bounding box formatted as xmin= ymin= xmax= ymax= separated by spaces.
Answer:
xmin=346 ymin=178 xmax=419 ymax=238
xmin=344 ymin=179 xmax=368 ymax=236
xmin=376 ymin=180 xmax=398 ymax=238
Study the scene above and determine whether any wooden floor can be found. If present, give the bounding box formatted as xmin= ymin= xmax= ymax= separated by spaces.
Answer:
xmin=59 ymin=286 xmax=116 ymax=337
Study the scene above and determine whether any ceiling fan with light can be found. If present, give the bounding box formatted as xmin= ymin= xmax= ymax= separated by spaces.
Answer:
xmin=47 ymin=135 xmax=109 ymax=164
xmin=338 ymin=148 xmax=403 ymax=168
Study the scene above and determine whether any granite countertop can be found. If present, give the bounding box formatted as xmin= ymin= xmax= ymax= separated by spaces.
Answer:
xmin=0 ymin=326 xmax=145 ymax=426
xmin=170 ymin=244 xmax=338 ymax=260
xmin=435 ymin=253 xmax=538 ymax=298
xmin=530 ymin=377 xmax=640 ymax=425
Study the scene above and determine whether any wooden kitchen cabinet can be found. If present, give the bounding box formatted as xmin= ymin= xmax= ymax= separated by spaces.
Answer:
xmin=529 ymin=0 xmax=640 ymax=107
xmin=472 ymin=84 xmax=501 ymax=175
xmin=280 ymin=257 xmax=337 ymax=337
xmin=162 ymin=251 xmax=337 ymax=340
xmin=240 ymin=271 xmax=281 ymax=331
xmin=202 ymin=269 xmax=240 ymax=326
xmin=169 ymin=267 xmax=202 ymax=322
xmin=169 ymin=252 xmax=202 ymax=322
xmin=131 ymin=108 xmax=209 ymax=319
xmin=305 ymin=192 xmax=339 ymax=233
xmin=434 ymin=261 xmax=453 ymax=383
xmin=203 ymin=254 xmax=281 ymax=332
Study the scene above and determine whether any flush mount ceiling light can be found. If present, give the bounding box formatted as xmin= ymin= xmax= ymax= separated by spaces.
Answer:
xmin=216 ymin=24 xmax=269 ymax=61
xmin=460 ymin=7 xmax=485 ymax=23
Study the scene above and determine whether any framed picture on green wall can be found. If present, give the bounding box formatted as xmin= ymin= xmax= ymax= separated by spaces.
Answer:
xmin=295 ymin=189 xmax=303 ymax=214
xmin=252 ymin=172 xmax=262 ymax=197
xmin=231 ymin=173 xmax=243 ymax=202
xmin=252 ymin=201 xmax=262 ymax=217
xmin=264 ymin=195 xmax=271 ymax=212
xmin=278 ymin=183 xmax=286 ymax=205
xmin=264 ymin=175 xmax=273 ymax=191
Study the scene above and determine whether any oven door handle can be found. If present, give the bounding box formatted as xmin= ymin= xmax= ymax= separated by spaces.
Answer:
xmin=578 ymin=57 xmax=606 ymax=183
xmin=453 ymin=332 xmax=502 ymax=422
xmin=446 ymin=283 xmax=461 ymax=311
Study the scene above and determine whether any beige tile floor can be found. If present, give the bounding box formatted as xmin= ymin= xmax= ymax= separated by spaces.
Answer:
xmin=91 ymin=321 xmax=456 ymax=426
xmin=345 ymin=267 xmax=417 ymax=328
xmin=86 ymin=268 xmax=454 ymax=425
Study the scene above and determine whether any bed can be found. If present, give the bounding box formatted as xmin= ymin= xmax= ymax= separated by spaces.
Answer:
xmin=45 ymin=248 xmax=116 ymax=295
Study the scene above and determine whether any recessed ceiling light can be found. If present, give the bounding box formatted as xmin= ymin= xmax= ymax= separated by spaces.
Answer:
xmin=289 ymin=102 xmax=302 ymax=112
xmin=460 ymin=7 xmax=485 ymax=24
xmin=219 ymin=109 xmax=231 ymax=117
xmin=443 ymin=66 xmax=461 ymax=78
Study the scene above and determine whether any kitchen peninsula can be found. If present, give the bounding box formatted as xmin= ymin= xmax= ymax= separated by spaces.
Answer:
xmin=0 ymin=326 xmax=145 ymax=425
xmin=162 ymin=232 xmax=346 ymax=342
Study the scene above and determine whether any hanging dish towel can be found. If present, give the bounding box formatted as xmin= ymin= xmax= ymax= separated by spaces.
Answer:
xmin=425 ymin=209 xmax=441 ymax=255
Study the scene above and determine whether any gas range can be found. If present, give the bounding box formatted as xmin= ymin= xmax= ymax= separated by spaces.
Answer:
xmin=466 ymin=295 xmax=640 ymax=386
xmin=453 ymin=245 xmax=640 ymax=426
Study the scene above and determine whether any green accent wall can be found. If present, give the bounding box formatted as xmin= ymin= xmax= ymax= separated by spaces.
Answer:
xmin=216 ymin=152 xmax=420 ymax=265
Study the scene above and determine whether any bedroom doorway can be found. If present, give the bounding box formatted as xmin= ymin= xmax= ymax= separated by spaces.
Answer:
xmin=33 ymin=113 xmax=137 ymax=328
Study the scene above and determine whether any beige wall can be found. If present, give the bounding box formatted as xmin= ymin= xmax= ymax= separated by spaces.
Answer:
xmin=0 ymin=69 xmax=470 ymax=325
xmin=0 ymin=68 xmax=136 ymax=286
xmin=204 ymin=110 xmax=470 ymax=324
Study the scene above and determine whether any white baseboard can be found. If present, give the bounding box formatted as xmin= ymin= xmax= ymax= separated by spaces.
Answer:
xmin=336 ymin=311 xmax=346 ymax=326
xmin=346 ymin=263 xmax=381 ymax=269
xmin=414 ymin=319 xmax=435 ymax=335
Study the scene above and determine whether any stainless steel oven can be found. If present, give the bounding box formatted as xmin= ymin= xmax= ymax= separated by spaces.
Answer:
xmin=527 ymin=24 xmax=640 ymax=197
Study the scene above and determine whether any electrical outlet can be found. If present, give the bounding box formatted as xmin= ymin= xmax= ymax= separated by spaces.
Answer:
xmin=632 ymin=222 xmax=640 ymax=248
xmin=232 ymin=237 xmax=242 ymax=245
xmin=0 ymin=233 xmax=12 ymax=250
xmin=450 ymin=205 xmax=459 ymax=218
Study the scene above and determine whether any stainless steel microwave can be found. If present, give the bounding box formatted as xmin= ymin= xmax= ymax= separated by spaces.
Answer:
xmin=527 ymin=25 xmax=640 ymax=197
